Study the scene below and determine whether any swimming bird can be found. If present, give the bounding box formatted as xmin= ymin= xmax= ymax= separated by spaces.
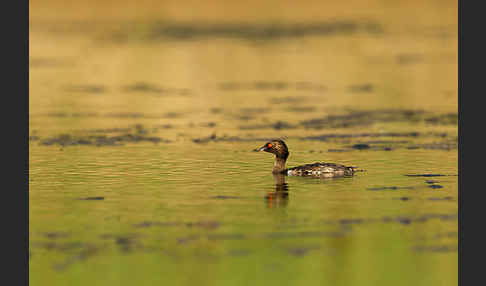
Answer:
xmin=255 ymin=140 xmax=357 ymax=177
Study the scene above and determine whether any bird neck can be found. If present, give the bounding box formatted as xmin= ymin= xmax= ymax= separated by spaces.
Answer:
xmin=273 ymin=156 xmax=287 ymax=174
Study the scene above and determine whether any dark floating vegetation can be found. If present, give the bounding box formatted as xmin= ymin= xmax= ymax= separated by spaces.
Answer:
xmin=39 ymin=125 xmax=170 ymax=147
xmin=302 ymin=132 xmax=431 ymax=140
xmin=219 ymin=81 xmax=326 ymax=92
xmin=40 ymin=133 xmax=168 ymax=147
xmin=193 ymin=133 xmax=272 ymax=144
xmin=122 ymin=82 xmax=191 ymax=96
xmin=39 ymin=19 xmax=383 ymax=42
xmin=300 ymin=134 xmax=456 ymax=152
xmin=177 ymin=235 xmax=201 ymax=245
xmin=63 ymin=84 xmax=106 ymax=94
xmin=30 ymin=57 xmax=69 ymax=68
xmin=434 ymin=232 xmax=457 ymax=239
xmin=128 ymin=213 xmax=457 ymax=232
xmin=351 ymin=143 xmax=371 ymax=150
xmin=396 ymin=53 xmax=425 ymax=65
xmin=299 ymin=109 xmax=457 ymax=130
xmin=123 ymin=82 xmax=163 ymax=93
xmin=198 ymin=122 xmax=217 ymax=128
xmin=31 ymin=211 xmax=457 ymax=270
xmin=35 ymin=129 xmax=456 ymax=152
xmin=43 ymin=108 xmax=457 ymax=133
xmin=327 ymin=149 xmax=348 ymax=152
xmin=427 ymin=197 xmax=453 ymax=201
xmin=133 ymin=221 xmax=180 ymax=228
xmin=263 ymin=231 xmax=345 ymax=239
xmin=340 ymin=141 xmax=456 ymax=152
xmin=320 ymin=213 xmax=457 ymax=226
xmin=114 ymin=20 xmax=383 ymax=42
xmin=428 ymin=185 xmax=444 ymax=189
xmin=411 ymin=245 xmax=457 ymax=253
xmin=54 ymin=248 xmax=99 ymax=271
xmin=45 ymin=111 xmax=181 ymax=120
xmin=208 ymin=234 xmax=246 ymax=241
xmin=210 ymin=107 xmax=223 ymax=114
xmin=210 ymin=195 xmax=241 ymax=200
xmin=238 ymin=120 xmax=297 ymax=130
xmin=270 ymin=96 xmax=311 ymax=104
xmin=62 ymin=82 xmax=191 ymax=97
xmin=45 ymin=112 xmax=181 ymax=119
xmin=33 ymin=242 xmax=101 ymax=271
xmin=113 ymin=236 xmax=140 ymax=253
xmin=404 ymin=174 xmax=452 ymax=177
xmin=284 ymin=245 xmax=321 ymax=257
xmin=192 ymin=133 xmax=218 ymax=144
xmin=406 ymin=142 xmax=458 ymax=151
xmin=84 ymin=127 xmax=133 ymax=134
xmin=237 ymin=109 xmax=456 ymax=130
xmin=367 ymin=186 xmax=415 ymax=191
xmin=424 ymin=113 xmax=458 ymax=125
xmin=78 ymin=197 xmax=105 ymax=200
xmin=286 ymin=106 xmax=317 ymax=113
xmin=132 ymin=220 xmax=221 ymax=230
xmin=42 ymin=232 xmax=71 ymax=239
xmin=348 ymin=83 xmax=373 ymax=93
xmin=395 ymin=217 xmax=414 ymax=225
xmin=186 ymin=221 xmax=221 ymax=230
xmin=32 ymin=241 xmax=91 ymax=252
xmin=239 ymin=107 xmax=270 ymax=114
xmin=36 ymin=107 xmax=457 ymax=152
xmin=47 ymin=112 xmax=99 ymax=118
xmin=190 ymin=132 xmax=456 ymax=152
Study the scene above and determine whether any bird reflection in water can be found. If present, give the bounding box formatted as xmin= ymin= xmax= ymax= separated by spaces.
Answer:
xmin=265 ymin=173 xmax=289 ymax=208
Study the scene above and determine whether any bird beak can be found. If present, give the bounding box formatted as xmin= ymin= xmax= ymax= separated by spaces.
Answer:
xmin=254 ymin=145 xmax=267 ymax=152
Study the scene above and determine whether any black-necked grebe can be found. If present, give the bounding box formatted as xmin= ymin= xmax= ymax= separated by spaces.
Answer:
xmin=255 ymin=140 xmax=357 ymax=177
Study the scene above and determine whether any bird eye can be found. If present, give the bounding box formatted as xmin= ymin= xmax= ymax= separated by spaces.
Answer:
xmin=267 ymin=143 xmax=272 ymax=148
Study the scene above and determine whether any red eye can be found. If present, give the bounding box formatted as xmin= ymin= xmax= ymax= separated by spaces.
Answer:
xmin=267 ymin=143 xmax=272 ymax=148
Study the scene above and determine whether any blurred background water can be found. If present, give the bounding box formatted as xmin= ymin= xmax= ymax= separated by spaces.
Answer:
xmin=29 ymin=1 xmax=457 ymax=285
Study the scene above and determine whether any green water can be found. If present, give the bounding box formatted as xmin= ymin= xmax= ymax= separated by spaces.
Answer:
xmin=30 ymin=1 xmax=457 ymax=285
xmin=30 ymin=140 xmax=457 ymax=286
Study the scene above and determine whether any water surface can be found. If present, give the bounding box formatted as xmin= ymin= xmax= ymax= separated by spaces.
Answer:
xmin=30 ymin=1 xmax=457 ymax=285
